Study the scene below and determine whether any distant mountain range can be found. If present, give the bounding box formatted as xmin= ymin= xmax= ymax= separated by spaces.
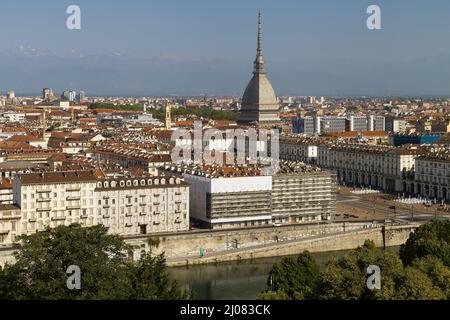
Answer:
xmin=2 ymin=51 xmax=450 ymax=97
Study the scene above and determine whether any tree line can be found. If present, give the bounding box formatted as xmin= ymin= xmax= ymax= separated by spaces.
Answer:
xmin=258 ymin=220 xmax=450 ymax=300
xmin=90 ymin=102 xmax=240 ymax=121
xmin=1 ymin=220 xmax=448 ymax=300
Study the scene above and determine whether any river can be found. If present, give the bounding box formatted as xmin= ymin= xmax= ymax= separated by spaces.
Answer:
xmin=169 ymin=248 xmax=400 ymax=300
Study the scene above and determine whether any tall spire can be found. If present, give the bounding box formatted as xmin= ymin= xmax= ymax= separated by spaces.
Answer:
xmin=254 ymin=10 xmax=265 ymax=75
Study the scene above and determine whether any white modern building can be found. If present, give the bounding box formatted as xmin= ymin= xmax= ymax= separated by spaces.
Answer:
xmin=184 ymin=173 xmax=272 ymax=229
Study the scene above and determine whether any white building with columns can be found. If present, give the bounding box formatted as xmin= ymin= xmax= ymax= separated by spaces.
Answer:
xmin=317 ymin=143 xmax=423 ymax=192
xmin=414 ymin=152 xmax=450 ymax=201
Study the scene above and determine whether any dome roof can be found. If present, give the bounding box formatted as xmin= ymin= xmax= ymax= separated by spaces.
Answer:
xmin=239 ymin=12 xmax=280 ymax=123
xmin=242 ymin=74 xmax=278 ymax=108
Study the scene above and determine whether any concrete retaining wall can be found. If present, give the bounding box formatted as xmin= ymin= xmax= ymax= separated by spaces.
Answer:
xmin=0 ymin=222 xmax=419 ymax=268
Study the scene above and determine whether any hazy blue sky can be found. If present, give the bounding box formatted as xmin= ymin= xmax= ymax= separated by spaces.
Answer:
xmin=1 ymin=0 xmax=450 ymax=96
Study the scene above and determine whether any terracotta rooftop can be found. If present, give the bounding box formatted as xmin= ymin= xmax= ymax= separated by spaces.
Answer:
xmin=18 ymin=170 xmax=98 ymax=185
xmin=6 ymin=135 xmax=41 ymax=142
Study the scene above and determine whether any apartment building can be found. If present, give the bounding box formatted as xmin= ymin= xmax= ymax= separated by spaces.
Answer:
xmin=385 ymin=117 xmax=407 ymax=133
xmin=12 ymin=171 xmax=98 ymax=236
xmin=0 ymin=170 xmax=190 ymax=246
xmin=280 ymin=136 xmax=320 ymax=163
xmin=0 ymin=204 xmax=21 ymax=245
xmin=91 ymin=146 xmax=172 ymax=174
xmin=293 ymin=115 xmax=385 ymax=135
xmin=95 ymin=176 xmax=189 ymax=235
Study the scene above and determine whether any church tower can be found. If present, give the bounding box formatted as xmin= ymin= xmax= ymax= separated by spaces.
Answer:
xmin=238 ymin=12 xmax=280 ymax=124
xmin=165 ymin=103 xmax=172 ymax=130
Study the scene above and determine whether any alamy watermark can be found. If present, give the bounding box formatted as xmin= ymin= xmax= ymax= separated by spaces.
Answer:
xmin=64 ymin=5 xmax=380 ymax=31
xmin=366 ymin=265 xmax=381 ymax=290
xmin=170 ymin=121 xmax=279 ymax=175
xmin=66 ymin=5 xmax=81 ymax=30
xmin=66 ymin=265 xmax=81 ymax=290
xmin=367 ymin=5 xmax=381 ymax=30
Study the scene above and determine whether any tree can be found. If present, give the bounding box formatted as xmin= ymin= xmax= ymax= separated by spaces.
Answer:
xmin=316 ymin=240 xmax=404 ymax=300
xmin=412 ymin=256 xmax=450 ymax=299
xmin=399 ymin=220 xmax=450 ymax=267
xmin=395 ymin=267 xmax=445 ymax=300
xmin=0 ymin=224 xmax=188 ymax=300
xmin=147 ymin=236 xmax=161 ymax=249
xmin=259 ymin=235 xmax=450 ymax=300
xmin=129 ymin=253 xmax=188 ymax=300
xmin=89 ymin=103 xmax=240 ymax=122
xmin=260 ymin=251 xmax=321 ymax=300
xmin=257 ymin=290 xmax=289 ymax=300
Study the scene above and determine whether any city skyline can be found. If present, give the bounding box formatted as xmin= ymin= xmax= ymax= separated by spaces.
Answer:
xmin=3 ymin=0 xmax=450 ymax=96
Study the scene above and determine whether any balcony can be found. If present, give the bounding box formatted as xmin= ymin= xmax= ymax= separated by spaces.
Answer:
xmin=36 ymin=207 xmax=51 ymax=212
xmin=0 ymin=216 xmax=21 ymax=221
xmin=66 ymin=196 xmax=81 ymax=201
xmin=36 ymin=198 xmax=51 ymax=203
xmin=36 ymin=190 xmax=51 ymax=194
xmin=51 ymin=217 xmax=66 ymax=221
xmin=66 ymin=206 xmax=80 ymax=210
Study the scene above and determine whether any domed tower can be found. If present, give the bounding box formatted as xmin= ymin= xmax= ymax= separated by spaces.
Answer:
xmin=239 ymin=12 xmax=280 ymax=124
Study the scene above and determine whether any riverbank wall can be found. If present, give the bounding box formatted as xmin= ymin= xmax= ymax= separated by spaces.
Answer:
xmin=163 ymin=223 xmax=419 ymax=267
xmin=0 ymin=222 xmax=420 ymax=267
